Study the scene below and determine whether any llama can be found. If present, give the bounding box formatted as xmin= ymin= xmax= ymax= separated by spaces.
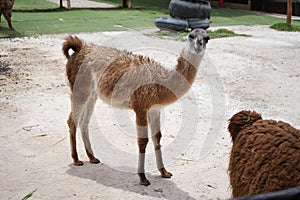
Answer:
xmin=63 ymin=28 xmax=209 ymax=186
xmin=0 ymin=0 xmax=15 ymax=30
xmin=228 ymin=110 xmax=300 ymax=197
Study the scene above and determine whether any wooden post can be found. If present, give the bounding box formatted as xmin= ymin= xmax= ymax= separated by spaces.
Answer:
xmin=67 ymin=0 xmax=71 ymax=9
xmin=287 ymin=0 xmax=292 ymax=26
xmin=122 ymin=0 xmax=127 ymax=8
xmin=128 ymin=0 xmax=131 ymax=8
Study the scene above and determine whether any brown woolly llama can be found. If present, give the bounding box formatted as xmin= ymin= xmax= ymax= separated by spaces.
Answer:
xmin=228 ymin=110 xmax=300 ymax=197
xmin=63 ymin=29 xmax=209 ymax=186
xmin=0 ymin=0 xmax=15 ymax=30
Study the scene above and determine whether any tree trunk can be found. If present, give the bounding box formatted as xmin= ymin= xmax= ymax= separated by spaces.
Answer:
xmin=59 ymin=0 xmax=63 ymax=8
xmin=287 ymin=0 xmax=292 ymax=26
xmin=122 ymin=0 xmax=132 ymax=8
xmin=128 ymin=0 xmax=131 ymax=8
xmin=122 ymin=0 xmax=127 ymax=8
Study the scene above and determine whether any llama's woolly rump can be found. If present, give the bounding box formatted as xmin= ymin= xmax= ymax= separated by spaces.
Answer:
xmin=228 ymin=110 xmax=300 ymax=197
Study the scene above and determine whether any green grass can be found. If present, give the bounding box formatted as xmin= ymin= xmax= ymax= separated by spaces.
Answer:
xmin=1 ymin=0 xmax=300 ymax=38
xmin=0 ymin=0 xmax=167 ymax=37
xmin=211 ymin=8 xmax=284 ymax=26
xmin=13 ymin=0 xmax=58 ymax=10
xmin=154 ymin=28 xmax=250 ymax=41
xmin=21 ymin=189 xmax=37 ymax=200
xmin=207 ymin=28 xmax=250 ymax=38
xmin=270 ymin=22 xmax=300 ymax=31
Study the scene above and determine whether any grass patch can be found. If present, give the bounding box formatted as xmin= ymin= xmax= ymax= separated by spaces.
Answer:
xmin=1 ymin=0 xmax=167 ymax=37
xmin=153 ymin=28 xmax=250 ymax=41
xmin=13 ymin=0 xmax=58 ymax=11
xmin=210 ymin=7 xmax=285 ymax=26
xmin=1 ymin=0 xmax=300 ymax=38
xmin=270 ymin=23 xmax=300 ymax=31
xmin=207 ymin=28 xmax=250 ymax=39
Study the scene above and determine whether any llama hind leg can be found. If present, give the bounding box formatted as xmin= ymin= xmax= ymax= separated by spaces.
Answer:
xmin=79 ymin=95 xmax=100 ymax=164
xmin=68 ymin=86 xmax=92 ymax=165
xmin=67 ymin=112 xmax=83 ymax=166
xmin=135 ymin=110 xmax=150 ymax=186
xmin=69 ymin=64 xmax=94 ymax=165
xmin=4 ymin=12 xmax=13 ymax=30
xmin=148 ymin=108 xmax=172 ymax=178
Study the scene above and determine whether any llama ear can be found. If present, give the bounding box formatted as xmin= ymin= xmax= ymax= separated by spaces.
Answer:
xmin=204 ymin=35 xmax=210 ymax=43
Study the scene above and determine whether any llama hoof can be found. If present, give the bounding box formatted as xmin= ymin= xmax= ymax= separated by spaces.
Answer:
xmin=138 ymin=173 xmax=151 ymax=186
xmin=90 ymin=158 xmax=100 ymax=164
xmin=74 ymin=160 xmax=84 ymax=166
xmin=140 ymin=179 xmax=151 ymax=186
xmin=160 ymin=168 xmax=173 ymax=178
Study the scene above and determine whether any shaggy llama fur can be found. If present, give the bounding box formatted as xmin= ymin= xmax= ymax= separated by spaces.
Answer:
xmin=228 ymin=110 xmax=300 ymax=197
xmin=63 ymin=29 xmax=209 ymax=186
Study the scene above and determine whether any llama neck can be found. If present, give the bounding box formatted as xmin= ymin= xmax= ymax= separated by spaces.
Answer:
xmin=175 ymin=48 xmax=204 ymax=85
xmin=155 ymin=48 xmax=205 ymax=106
xmin=158 ymin=48 xmax=204 ymax=104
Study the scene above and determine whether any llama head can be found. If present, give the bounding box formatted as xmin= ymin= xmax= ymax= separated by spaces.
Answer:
xmin=228 ymin=110 xmax=262 ymax=143
xmin=186 ymin=28 xmax=210 ymax=55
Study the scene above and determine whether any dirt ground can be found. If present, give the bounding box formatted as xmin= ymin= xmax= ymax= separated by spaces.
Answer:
xmin=0 ymin=25 xmax=299 ymax=200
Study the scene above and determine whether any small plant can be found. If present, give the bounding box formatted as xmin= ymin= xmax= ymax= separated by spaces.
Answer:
xmin=207 ymin=28 xmax=250 ymax=39
xmin=22 ymin=189 xmax=37 ymax=200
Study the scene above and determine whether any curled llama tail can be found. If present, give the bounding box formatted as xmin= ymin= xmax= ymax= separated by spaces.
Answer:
xmin=62 ymin=36 xmax=83 ymax=60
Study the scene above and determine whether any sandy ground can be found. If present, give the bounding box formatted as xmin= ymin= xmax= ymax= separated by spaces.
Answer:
xmin=0 ymin=25 xmax=300 ymax=200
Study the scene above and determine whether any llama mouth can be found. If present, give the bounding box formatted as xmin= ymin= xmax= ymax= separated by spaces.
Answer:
xmin=194 ymin=46 xmax=204 ymax=54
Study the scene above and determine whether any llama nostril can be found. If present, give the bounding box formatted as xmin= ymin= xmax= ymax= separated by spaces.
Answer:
xmin=197 ymin=39 xmax=203 ymax=46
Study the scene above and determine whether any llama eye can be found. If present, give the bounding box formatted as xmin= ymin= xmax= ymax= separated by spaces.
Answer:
xmin=188 ymin=34 xmax=195 ymax=39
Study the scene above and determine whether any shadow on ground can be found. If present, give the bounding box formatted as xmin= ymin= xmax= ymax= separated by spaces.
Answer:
xmin=66 ymin=162 xmax=195 ymax=199
xmin=0 ymin=27 xmax=23 ymax=38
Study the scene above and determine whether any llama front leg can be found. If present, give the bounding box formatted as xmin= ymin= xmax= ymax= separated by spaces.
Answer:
xmin=153 ymin=132 xmax=172 ymax=178
xmin=148 ymin=108 xmax=172 ymax=178
xmin=135 ymin=110 xmax=150 ymax=186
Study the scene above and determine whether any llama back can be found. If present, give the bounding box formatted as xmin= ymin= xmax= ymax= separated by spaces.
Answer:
xmin=63 ymin=36 xmax=122 ymax=91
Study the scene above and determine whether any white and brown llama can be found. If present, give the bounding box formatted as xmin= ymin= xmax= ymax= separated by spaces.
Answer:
xmin=63 ymin=28 xmax=209 ymax=186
